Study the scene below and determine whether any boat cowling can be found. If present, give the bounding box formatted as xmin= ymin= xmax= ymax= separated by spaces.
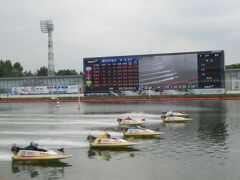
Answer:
xmin=120 ymin=127 xmax=128 ymax=132
xmin=117 ymin=118 xmax=122 ymax=123
xmin=87 ymin=135 xmax=96 ymax=142
xmin=11 ymin=144 xmax=21 ymax=155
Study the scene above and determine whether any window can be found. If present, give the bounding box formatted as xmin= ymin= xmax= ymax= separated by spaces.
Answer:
xmin=237 ymin=72 xmax=240 ymax=79
xmin=231 ymin=72 xmax=237 ymax=78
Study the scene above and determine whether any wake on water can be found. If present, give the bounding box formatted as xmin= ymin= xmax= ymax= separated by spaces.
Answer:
xmin=0 ymin=151 xmax=13 ymax=161
xmin=0 ymin=112 xmax=163 ymax=162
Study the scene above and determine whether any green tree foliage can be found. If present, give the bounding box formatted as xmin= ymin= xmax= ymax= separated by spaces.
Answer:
xmin=0 ymin=59 xmax=23 ymax=77
xmin=56 ymin=69 xmax=78 ymax=76
xmin=0 ymin=60 xmax=4 ymax=77
xmin=0 ymin=59 xmax=82 ymax=78
xmin=12 ymin=62 xmax=23 ymax=77
xmin=4 ymin=60 xmax=13 ymax=77
xmin=226 ymin=63 xmax=240 ymax=69
xmin=37 ymin=66 xmax=48 ymax=76
xmin=23 ymin=70 xmax=34 ymax=77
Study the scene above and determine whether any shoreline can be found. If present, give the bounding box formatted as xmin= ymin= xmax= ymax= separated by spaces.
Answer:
xmin=1 ymin=95 xmax=240 ymax=103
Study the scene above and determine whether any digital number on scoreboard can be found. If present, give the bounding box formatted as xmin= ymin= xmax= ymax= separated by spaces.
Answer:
xmin=84 ymin=57 xmax=139 ymax=93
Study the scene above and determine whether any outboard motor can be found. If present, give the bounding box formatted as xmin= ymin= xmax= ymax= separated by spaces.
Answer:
xmin=117 ymin=118 xmax=122 ymax=123
xmin=161 ymin=112 xmax=167 ymax=118
xmin=120 ymin=127 xmax=128 ymax=132
xmin=11 ymin=144 xmax=21 ymax=155
xmin=57 ymin=148 xmax=64 ymax=153
xmin=87 ymin=135 xmax=96 ymax=142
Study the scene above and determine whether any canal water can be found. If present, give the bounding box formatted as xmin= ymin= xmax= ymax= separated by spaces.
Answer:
xmin=0 ymin=100 xmax=239 ymax=180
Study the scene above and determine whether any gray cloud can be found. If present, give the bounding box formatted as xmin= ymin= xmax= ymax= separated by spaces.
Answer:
xmin=0 ymin=0 xmax=239 ymax=72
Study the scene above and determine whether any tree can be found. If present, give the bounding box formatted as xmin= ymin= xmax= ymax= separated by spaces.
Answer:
xmin=56 ymin=69 xmax=78 ymax=76
xmin=23 ymin=70 xmax=34 ymax=77
xmin=12 ymin=62 xmax=23 ymax=77
xmin=226 ymin=63 xmax=240 ymax=69
xmin=0 ymin=59 xmax=14 ymax=77
xmin=37 ymin=66 xmax=48 ymax=76
xmin=0 ymin=59 xmax=83 ymax=78
xmin=0 ymin=60 xmax=5 ymax=77
xmin=4 ymin=60 xmax=13 ymax=77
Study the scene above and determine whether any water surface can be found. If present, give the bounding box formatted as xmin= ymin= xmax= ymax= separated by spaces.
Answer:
xmin=0 ymin=101 xmax=239 ymax=180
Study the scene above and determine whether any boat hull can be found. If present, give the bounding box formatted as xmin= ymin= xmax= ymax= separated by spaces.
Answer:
xmin=163 ymin=117 xmax=192 ymax=123
xmin=90 ymin=142 xmax=137 ymax=148
xmin=12 ymin=153 xmax=71 ymax=161
xmin=163 ymin=114 xmax=189 ymax=118
xmin=123 ymin=132 xmax=164 ymax=137
xmin=119 ymin=122 xmax=146 ymax=126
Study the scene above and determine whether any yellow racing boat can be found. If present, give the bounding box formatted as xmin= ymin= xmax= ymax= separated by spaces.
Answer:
xmin=163 ymin=116 xmax=192 ymax=123
xmin=123 ymin=126 xmax=164 ymax=137
xmin=162 ymin=111 xmax=189 ymax=118
xmin=11 ymin=143 xmax=71 ymax=161
xmin=87 ymin=133 xmax=138 ymax=148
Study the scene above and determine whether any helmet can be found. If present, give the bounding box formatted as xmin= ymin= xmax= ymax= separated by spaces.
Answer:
xmin=11 ymin=143 xmax=20 ymax=154
xmin=30 ymin=141 xmax=38 ymax=147
xmin=87 ymin=135 xmax=96 ymax=142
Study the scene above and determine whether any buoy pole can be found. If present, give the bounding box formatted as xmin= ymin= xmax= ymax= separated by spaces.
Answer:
xmin=78 ymin=84 xmax=81 ymax=111
xmin=56 ymin=100 xmax=60 ymax=110
xmin=56 ymin=93 xmax=60 ymax=110
xmin=149 ymin=87 xmax=151 ymax=98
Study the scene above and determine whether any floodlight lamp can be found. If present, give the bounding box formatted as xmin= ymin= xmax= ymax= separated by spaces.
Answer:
xmin=40 ymin=20 xmax=54 ymax=33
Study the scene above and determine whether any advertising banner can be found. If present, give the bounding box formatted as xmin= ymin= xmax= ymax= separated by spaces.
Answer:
xmin=11 ymin=85 xmax=79 ymax=95
xmin=12 ymin=86 xmax=48 ymax=95
xmin=232 ymin=80 xmax=240 ymax=91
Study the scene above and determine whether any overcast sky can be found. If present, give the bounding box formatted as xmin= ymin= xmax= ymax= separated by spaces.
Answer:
xmin=0 ymin=0 xmax=239 ymax=72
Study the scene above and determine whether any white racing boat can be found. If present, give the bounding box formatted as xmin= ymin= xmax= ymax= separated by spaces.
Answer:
xmin=123 ymin=126 xmax=164 ymax=137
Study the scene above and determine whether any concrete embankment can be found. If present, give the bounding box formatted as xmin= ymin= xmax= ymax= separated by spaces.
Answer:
xmin=1 ymin=95 xmax=240 ymax=103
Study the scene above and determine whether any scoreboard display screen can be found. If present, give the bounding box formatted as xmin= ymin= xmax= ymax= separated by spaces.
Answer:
xmin=84 ymin=57 xmax=139 ymax=93
xmin=83 ymin=50 xmax=225 ymax=95
xmin=197 ymin=53 xmax=223 ymax=88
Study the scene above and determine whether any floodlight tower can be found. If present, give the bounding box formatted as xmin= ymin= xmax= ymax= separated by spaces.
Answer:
xmin=40 ymin=20 xmax=55 ymax=76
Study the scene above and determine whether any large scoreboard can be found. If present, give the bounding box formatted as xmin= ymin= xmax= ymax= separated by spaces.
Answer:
xmin=83 ymin=50 xmax=225 ymax=95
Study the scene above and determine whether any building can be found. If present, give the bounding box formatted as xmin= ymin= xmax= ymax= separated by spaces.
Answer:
xmin=0 ymin=70 xmax=239 ymax=96
xmin=0 ymin=75 xmax=83 ymax=95
xmin=225 ymin=69 xmax=240 ymax=94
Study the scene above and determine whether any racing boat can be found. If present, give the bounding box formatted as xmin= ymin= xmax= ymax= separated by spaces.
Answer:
xmin=11 ymin=143 xmax=71 ymax=161
xmin=123 ymin=126 xmax=164 ymax=137
xmin=87 ymin=133 xmax=138 ymax=148
xmin=117 ymin=116 xmax=146 ymax=126
xmin=162 ymin=116 xmax=192 ymax=123
xmin=162 ymin=111 xmax=189 ymax=118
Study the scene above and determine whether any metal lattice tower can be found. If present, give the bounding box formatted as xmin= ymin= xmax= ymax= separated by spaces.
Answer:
xmin=40 ymin=20 xmax=55 ymax=76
